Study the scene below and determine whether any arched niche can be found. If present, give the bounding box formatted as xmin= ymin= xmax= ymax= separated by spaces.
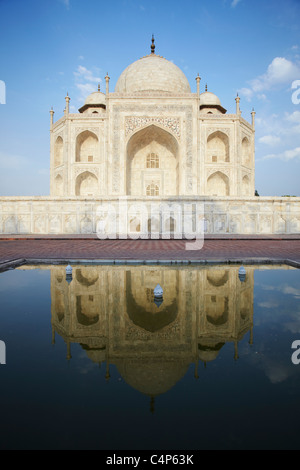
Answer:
xmin=207 ymin=171 xmax=230 ymax=196
xmin=205 ymin=296 xmax=229 ymax=326
xmin=242 ymin=175 xmax=251 ymax=196
xmin=76 ymin=295 xmax=99 ymax=326
xmin=76 ymin=130 xmax=99 ymax=163
xmin=54 ymin=174 xmax=63 ymax=196
xmin=126 ymin=125 xmax=179 ymax=196
xmin=76 ymin=268 xmax=99 ymax=287
xmin=242 ymin=137 xmax=251 ymax=167
xmin=54 ymin=136 xmax=63 ymax=167
xmin=207 ymin=131 xmax=230 ymax=163
xmin=207 ymin=270 xmax=229 ymax=288
xmin=75 ymin=171 xmax=98 ymax=197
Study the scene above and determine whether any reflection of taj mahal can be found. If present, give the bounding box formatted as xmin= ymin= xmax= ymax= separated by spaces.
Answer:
xmin=51 ymin=265 xmax=254 ymax=399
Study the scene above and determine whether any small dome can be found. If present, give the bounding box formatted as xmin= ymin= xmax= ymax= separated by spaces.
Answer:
xmin=78 ymin=90 xmax=106 ymax=113
xmin=200 ymin=91 xmax=221 ymax=107
xmin=84 ymin=91 xmax=106 ymax=106
xmin=115 ymin=54 xmax=191 ymax=95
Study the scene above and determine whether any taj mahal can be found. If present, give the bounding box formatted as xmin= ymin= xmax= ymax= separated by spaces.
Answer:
xmin=51 ymin=37 xmax=255 ymax=200
xmin=1 ymin=38 xmax=299 ymax=236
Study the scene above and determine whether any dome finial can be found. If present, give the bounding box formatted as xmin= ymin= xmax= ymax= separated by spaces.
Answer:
xmin=98 ymin=83 xmax=100 ymax=92
xmin=205 ymin=83 xmax=208 ymax=92
xmin=151 ymin=34 xmax=155 ymax=54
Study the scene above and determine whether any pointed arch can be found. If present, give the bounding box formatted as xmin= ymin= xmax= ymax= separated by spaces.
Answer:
xmin=242 ymin=174 xmax=251 ymax=196
xmin=126 ymin=125 xmax=179 ymax=196
xmin=207 ymin=131 xmax=230 ymax=163
xmin=54 ymin=174 xmax=63 ymax=196
xmin=54 ymin=136 xmax=63 ymax=167
xmin=242 ymin=137 xmax=251 ymax=167
xmin=75 ymin=171 xmax=98 ymax=197
xmin=207 ymin=171 xmax=230 ymax=196
xmin=76 ymin=130 xmax=99 ymax=163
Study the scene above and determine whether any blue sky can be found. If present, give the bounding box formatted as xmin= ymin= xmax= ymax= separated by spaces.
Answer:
xmin=0 ymin=0 xmax=299 ymax=196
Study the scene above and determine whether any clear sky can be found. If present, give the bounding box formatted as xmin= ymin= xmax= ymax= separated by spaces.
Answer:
xmin=0 ymin=0 xmax=299 ymax=196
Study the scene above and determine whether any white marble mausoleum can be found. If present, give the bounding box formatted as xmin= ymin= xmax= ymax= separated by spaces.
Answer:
xmin=1 ymin=38 xmax=299 ymax=236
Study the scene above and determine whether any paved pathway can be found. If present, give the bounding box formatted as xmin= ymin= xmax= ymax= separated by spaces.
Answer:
xmin=0 ymin=237 xmax=299 ymax=268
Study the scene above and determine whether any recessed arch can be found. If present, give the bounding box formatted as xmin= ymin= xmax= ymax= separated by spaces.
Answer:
xmin=242 ymin=174 xmax=251 ymax=196
xmin=54 ymin=136 xmax=63 ymax=167
xmin=207 ymin=131 xmax=230 ymax=163
xmin=242 ymin=137 xmax=251 ymax=167
xmin=126 ymin=125 xmax=179 ymax=196
xmin=76 ymin=268 xmax=99 ymax=287
xmin=76 ymin=130 xmax=99 ymax=163
xmin=207 ymin=270 xmax=229 ymax=288
xmin=75 ymin=171 xmax=98 ymax=197
xmin=206 ymin=296 xmax=229 ymax=326
xmin=54 ymin=174 xmax=63 ymax=196
xmin=207 ymin=171 xmax=230 ymax=196
xmin=76 ymin=296 xmax=99 ymax=326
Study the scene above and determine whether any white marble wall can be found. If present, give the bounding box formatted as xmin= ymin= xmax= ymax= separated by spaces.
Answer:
xmin=0 ymin=196 xmax=299 ymax=235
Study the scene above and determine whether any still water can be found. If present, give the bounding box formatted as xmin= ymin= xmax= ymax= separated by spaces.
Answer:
xmin=0 ymin=264 xmax=299 ymax=450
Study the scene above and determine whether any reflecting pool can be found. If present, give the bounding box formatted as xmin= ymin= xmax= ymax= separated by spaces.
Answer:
xmin=0 ymin=264 xmax=300 ymax=450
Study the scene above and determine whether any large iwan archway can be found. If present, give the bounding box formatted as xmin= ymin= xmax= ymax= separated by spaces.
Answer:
xmin=126 ymin=125 xmax=179 ymax=196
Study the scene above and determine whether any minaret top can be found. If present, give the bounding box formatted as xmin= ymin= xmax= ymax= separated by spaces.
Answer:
xmin=151 ymin=35 xmax=155 ymax=54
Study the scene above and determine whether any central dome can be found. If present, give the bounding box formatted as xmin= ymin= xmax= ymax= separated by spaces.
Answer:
xmin=115 ymin=54 xmax=191 ymax=95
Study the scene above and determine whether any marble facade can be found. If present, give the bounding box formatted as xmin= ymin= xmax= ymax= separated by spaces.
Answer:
xmin=0 ymin=40 xmax=299 ymax=236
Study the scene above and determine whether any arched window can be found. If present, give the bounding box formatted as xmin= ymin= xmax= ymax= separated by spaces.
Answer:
xmin=146 ymin=153 xmax=159 ymax=169
xmin=54 ymin=136 xmax=63 ymax=167
xmin=146 ymin=183 xmax=159 ymax=196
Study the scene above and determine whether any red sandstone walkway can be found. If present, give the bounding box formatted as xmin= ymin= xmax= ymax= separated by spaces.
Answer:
xmin=0 ymin=237 xmax=299 ymax=268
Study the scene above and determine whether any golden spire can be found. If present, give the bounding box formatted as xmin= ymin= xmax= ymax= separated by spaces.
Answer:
xmin=151 ymin=34 xmax=155 ymax=54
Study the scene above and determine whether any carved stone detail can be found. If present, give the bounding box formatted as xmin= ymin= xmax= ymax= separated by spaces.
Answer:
xmin=125 ymin=116 xmax=181 ymax=140
xmin=73 ymin=127 xmax=100 ymax=139
xmin=207 ymin=127 xmax=231 ymax=138
xmin=73 ymin=167 xmax=100 ymax=178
